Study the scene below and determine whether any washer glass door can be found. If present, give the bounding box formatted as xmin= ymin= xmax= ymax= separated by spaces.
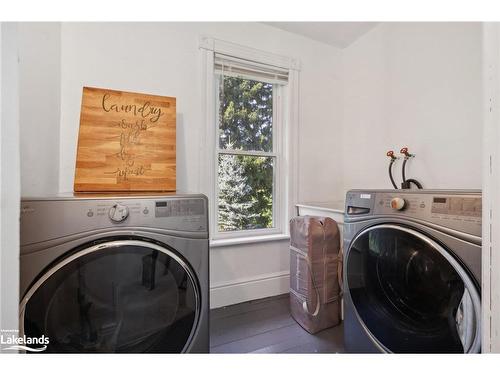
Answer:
xmin=346 ymin=224 xmax=480 ymax=353
xmin=21 ymin=239 xmax=200 ymax=353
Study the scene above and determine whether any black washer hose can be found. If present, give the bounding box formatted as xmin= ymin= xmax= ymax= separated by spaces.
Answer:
xmin=401 ymin=157 xmax=422 ymax=189
xmin=402 ymin=158 xmax=407 ymax=183
xmin=406 ymin=178 xmax=423 ymax=189
xmin=388 ymin=159 xmax=398 ymax=189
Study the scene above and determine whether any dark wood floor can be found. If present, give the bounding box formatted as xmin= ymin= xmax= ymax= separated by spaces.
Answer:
xmin=210 ymin=293 xmax=345 ymax=353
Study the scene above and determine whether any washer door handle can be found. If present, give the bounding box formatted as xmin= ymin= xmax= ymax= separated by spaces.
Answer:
xmin=455 ymin=288 xmax=475 ymax=353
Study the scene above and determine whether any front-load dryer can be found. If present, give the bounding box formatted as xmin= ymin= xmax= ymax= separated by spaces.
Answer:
xmin=19 ymin=193 xmax=209 ymax=353
xmin=343 ymin=190 xmax=481 ymax=353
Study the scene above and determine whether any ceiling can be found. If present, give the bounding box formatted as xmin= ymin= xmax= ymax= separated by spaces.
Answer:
xmin=264 ymin=22 xmax=379 ymax=49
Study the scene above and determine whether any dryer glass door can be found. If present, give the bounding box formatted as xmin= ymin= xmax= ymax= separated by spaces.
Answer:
xmin=20 ymin=239 xmax=200 ymax=353
xmin=346 ymin=224 xmax=480 ymax=353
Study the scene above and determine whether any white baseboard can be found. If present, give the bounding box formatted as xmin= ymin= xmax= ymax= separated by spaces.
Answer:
xmin=210 ymin=271 xmax=290 ymax=309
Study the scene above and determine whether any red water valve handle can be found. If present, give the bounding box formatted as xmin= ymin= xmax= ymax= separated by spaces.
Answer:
xmin=386 ymin=150 xmax=397 ymax=160
xmin=400 ymin=147 xmax=411 ymax=157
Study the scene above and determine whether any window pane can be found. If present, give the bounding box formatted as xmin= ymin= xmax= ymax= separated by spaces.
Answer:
xmin=218 ymin=76 xmax=273 ymax=152
xmin=218 ymin=154 xmax=274 ymax=231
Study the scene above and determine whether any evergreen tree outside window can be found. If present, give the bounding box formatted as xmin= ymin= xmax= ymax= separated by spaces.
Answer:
xmin=216 ymin=72 xmax=282 ymax=233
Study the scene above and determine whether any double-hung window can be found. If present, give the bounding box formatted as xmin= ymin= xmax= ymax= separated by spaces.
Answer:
xmin=212 ymin=52 xmax=289 ymax=240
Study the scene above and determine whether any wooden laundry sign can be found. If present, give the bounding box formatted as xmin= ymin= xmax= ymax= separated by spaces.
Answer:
xmin=74 ymin=87 xmax=176 ymax=192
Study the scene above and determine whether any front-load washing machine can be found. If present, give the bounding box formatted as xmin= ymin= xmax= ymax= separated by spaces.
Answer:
xmin=19 ymin=193 xmax=209 ymax=353
xmin=343 ymin=190 xmax=481 ymax=353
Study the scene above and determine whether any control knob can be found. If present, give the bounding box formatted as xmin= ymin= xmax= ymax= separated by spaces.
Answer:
xmin=109 ymin=203 xmax=129 ymax=222
xmin=390 ymin=197 xmax=406 ymax=211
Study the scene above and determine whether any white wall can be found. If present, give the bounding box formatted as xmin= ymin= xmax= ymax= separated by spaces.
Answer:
xmin=58 ymin=23 xmax=342 ymax=200
xmin=18 ymin=23 xmax=61 ymax=197
xmin=0 ymin=22 xmax=21 ymax=342
xmin=340 ymin=23 xmax=483 ymax=196
xmin=55 ymin=22 xmax=342 ymax=308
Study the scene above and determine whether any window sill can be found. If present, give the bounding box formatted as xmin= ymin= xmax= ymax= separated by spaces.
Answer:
xmin=210 ymin=233 xmax=290 ymax=248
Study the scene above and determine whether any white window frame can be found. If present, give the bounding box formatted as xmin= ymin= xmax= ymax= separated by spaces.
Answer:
xmin=199 ymin=37 xmax=300 ymax=246
xmin=214 ymin=76 xmax=284 ymax=239
xmin=482 ymin=22 xmax=500 ymax=353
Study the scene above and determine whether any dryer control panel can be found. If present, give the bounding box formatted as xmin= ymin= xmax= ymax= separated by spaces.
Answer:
xmin=20 ymin=195 xmax=209 ymax=246
xmin=154 ymin=199 xmax=205 ymax=218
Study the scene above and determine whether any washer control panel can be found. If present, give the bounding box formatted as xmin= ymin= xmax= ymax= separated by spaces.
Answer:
xmin=376 ymin=193 xmax=481 ymax=220
xmin=345 ymin=190 xmax=481 ymax=237
xmin=431 ymin=196 xmax=481 ymax=217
